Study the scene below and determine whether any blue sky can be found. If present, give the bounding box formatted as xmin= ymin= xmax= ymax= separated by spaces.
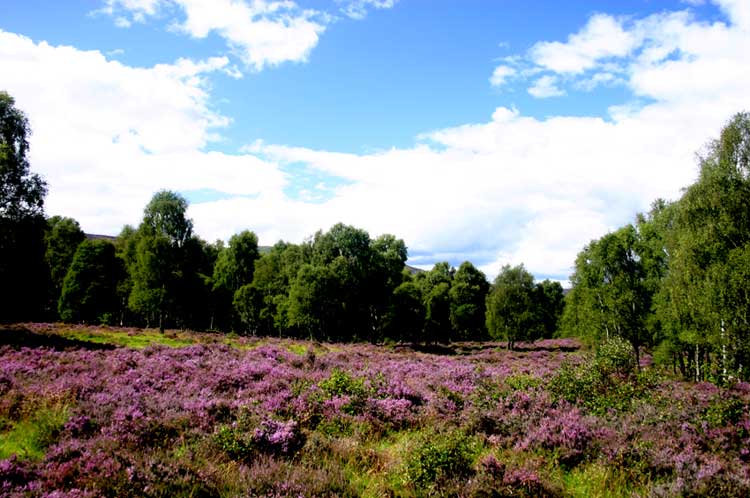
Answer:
xmin=1 ymin=0 xmax=748 ymax=281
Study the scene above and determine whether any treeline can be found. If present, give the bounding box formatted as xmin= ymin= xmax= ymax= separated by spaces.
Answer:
xmin=563 ymin=112 xmax=750 ymax=382
xmin=0 ymin=90 xmax=564 ymax=345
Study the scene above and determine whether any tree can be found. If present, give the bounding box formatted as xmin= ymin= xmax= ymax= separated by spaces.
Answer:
xmin=563 ymin=226 xmax=652 ymax=366
xmin=383 ymin=280 xmax=425 ymax=343
xmin=0 ymin=91 xmax=46 ymax=220
xmin=533 ymin=279 xmax=565 ymax=338
xmin=44 ymin=216 xmax=85 ymax=315
xmin=214 ymin=230 xmax=260 ymax=292
xmin=213 ymin=230 xmax=260 ymax=331
xmin=128 ymin=190 xmax=194 ymax=333
xmin=657 ymin=112 xmax=750 ymax=380
xmin=486 ymin=264 xmax=538 ymax=350
xmin=287 ymin=263 xmax=337 ymax=341
xmin=309 ymin=224 xmax=375 ymax=341
xmin=114 ymin=225 xmax=139 ymax=326
xmin=58 ymin=240 xmax=125 ymax=324
xmin=449 ymin=261 xmax=489 ymax=341
xmin=418 ymin=262 xmax=454 ymax=343
xmin=0 ymin=91 xmax=48 ymax=322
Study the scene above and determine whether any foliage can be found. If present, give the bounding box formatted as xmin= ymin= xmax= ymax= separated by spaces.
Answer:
xmin=402 ymin=429 xmax=478 ymax=493
xmin=549 ymin=337 xmax=659 ymax=415
xmin=449 ymin=261 xmax=489 ymax=340
xmin=486 ymin=264 xmax=538 ymax=349
xmin=58 ymin=240 xmax=125 ymax=324
xmin=44 ymin=216 xmax=85 ymax=315
xmin=0 ymin=91 xmax=46 ymax=220
xmin=0 ymin=92 xmax=48 ymax=323
xmin=2 ymin=326 xmax=750 ymax=496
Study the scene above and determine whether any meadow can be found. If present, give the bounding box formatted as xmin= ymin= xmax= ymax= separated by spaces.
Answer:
xmin=1 ymin=324 xmax=749 ymax=497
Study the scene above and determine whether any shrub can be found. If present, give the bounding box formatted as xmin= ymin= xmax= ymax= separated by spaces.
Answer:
xmin=548 ymin=338 xmax=660 ymax=414
xmin=403 ymin=429 xmax=478 ymax=493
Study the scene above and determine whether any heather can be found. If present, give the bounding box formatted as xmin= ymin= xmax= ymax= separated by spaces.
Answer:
xmin=1 ymin=326 xmax=749 ymax=497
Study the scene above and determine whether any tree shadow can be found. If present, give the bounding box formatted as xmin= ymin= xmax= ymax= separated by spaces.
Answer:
xmin=0 ymin=326 xmax=116 ymax=351
xmin=392 ymin=343 xmax=457 ymax=356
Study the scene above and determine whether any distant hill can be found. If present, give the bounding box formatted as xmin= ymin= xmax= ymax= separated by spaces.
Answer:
xmin=85 ymin=233 xmax=117 ymax=243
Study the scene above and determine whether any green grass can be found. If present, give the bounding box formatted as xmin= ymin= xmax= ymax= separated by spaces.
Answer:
xmin=0 ymin=403 xmax=70 ymax=461
xmin=286 ymin=343 xmax=309 ymax=356
xmin=57 ymin=327 xmax=196 ymax=349
xmin=562 ymin=462 xmax=646 ymax=498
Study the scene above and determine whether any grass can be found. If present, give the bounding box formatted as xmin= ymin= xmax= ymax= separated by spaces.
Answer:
xmin=0 ymin=402 xmax=70 ymax=461
xmin=562 ymin=462 xmax=643 ymax=498
xmin=57 ymin=327 xmax=196 ymax=349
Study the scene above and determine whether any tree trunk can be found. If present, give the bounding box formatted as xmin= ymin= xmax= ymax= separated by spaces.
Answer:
xmin=695 ymin=344 xmax=700 ymax=382
xmin=633 ymin=342 xmax=641 ymax=372
xmin=678 ymin=351 xmax=687 ymax=379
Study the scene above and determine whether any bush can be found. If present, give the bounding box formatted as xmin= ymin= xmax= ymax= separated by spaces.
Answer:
xmin=403 ymin=429 xmax=478 ymax=493
xmin=595 ymin=336 xmax=636 ymax=376
xmin=548 ymin=338 xmax=660 ymax=414
xmin=319 ymin=369 xmax=369 ymax=415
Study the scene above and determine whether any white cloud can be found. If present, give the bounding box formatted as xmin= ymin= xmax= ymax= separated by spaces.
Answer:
xmin=530 ymin=14 xmax=639 ymax=74
xmin=489 ymin=65 xmax=516 ymax=87
xmin=575 ymin=71 xmax=619 ymax=91
xmin=528 ymin=75 xmax=565 ymax=98
xmin=715 ymin=0 xmax=750 ymax=29
xmin=339 ymin=0 xmax=399 ymax=20
xmin=5 ymin=0 xmax=750 ymax=283
xmin=0 ymin=30 xmax=285 ymax=238
xmin=243 ymin=2 xmax=750 ymax=280
xmin=101 ymin=0 xmax=326 ymax=70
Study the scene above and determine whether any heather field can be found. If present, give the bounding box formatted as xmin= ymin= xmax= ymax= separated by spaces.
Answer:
xmin=1 ymin=325 xmax=749 ymax=497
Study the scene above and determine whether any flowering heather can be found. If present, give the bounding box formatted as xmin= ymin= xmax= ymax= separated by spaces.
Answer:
xmin=0 ymin=325 xmax=749 ymax=497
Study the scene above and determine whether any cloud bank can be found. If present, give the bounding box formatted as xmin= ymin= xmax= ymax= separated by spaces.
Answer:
xmin=2 ymin=0 xmax=750 ymax=283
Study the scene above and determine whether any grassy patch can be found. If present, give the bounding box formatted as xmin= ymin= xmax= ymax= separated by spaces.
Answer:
xmin=562 ymin=462 xmax=645 ymax=498
xmin=0 ymin=402 xmax=70 ymax=460
xmin=286 ymin=343 xmax=309 ymax=356
xmin=57 ymin=327 xmax=196 ymax=349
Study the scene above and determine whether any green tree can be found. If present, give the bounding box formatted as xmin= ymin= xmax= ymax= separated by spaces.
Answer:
xmin=128 ymin=190 xmax=193 ymax=333
xmin=449 ymin=261 xmax=489 ymax=341
xmin=0 ymin=91 xmax=46 ymax=219
xmin=369 ymin=234 xmax=408 ymax=340
xmin=534 ymin=279 xmax=565 ymax=338
xmin=657 ymin=112 xmax=750 ymax=380
xmin=417 ymin=262 xmax=454 ymax=343
xmin=0 ymin=91 xmax=48 ymax=322
xmin=383 ymin=280 xmax=425 ymax=343
xmin=486 ymin=264 xmax=537 ymax=350
xmin=563 ymin=226 xmax=652 ymax=365
xmin=44 ymin=216 xmax=85 ymax=315
xmin=58 ymin=240 xmax=125 ymax=324
xmin=212 ymin=230 xmax=259 ymax=331
xmin=287 ymin=263 xmax=337 ymax=340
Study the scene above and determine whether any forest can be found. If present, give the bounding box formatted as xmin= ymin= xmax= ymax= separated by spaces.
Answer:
xmin=2 ymin=91 xmax=750 ymax=497
xmin=2 ymin=90 xmax=750 ymax=381
xmin=1 ymin=90 xmax=563 ymax=348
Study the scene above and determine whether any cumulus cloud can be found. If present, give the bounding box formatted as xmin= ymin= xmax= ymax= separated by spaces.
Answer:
xmin=530 ymin=14 xmax=639 ymax=74
xmin=243 ymin=1 xmax=750 ymax=280
xmin=490 ymin=0 xmax=750 ymax=97
xmin=339 ymin=0 xmax=399 ymax=20
xmin=489 ymin=65 xmax=516 ymax=87
xmin=3 ymin=0 xmax=750 ymax=282
xmin=100 ymin=0 xmax=326 ymax=70
xmin=0 ymin=30 xmax=285 ymax=237
xmin=527 ymin=75 xmax=565 ymax=98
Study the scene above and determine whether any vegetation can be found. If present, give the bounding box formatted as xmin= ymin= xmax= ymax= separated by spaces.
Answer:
xmin=0 ymin=326 xmax=747 ymax=497
xmin=2 ymin=91 xmax=750 ymax=494
xmin=563 ymin=112 xmax=750 ymax=382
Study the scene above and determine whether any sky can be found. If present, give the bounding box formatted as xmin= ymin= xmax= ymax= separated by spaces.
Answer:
xmin=1 ymin=0 xmax=749 ymax=282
